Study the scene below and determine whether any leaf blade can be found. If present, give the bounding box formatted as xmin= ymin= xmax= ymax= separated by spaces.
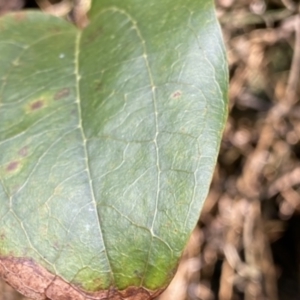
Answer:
xmin=0 ymin=0 xmax=228 ymax=296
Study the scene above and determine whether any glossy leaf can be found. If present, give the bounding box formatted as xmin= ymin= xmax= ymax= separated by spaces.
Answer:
xmin=0 ymin=0 xmax=228 ymax=298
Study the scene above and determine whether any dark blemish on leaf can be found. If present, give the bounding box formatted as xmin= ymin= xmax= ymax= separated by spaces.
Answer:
xmin=94 ymin=80 xmax=102 ymax=91
xmin=30 ymin=100 xmax=44 ymax=111
xmin=50 ymin=27 xmax=62 ymax=34
xmin=87 ymin=27 xmax=103 ymax=43
xmin=54 ymin=88 xmax=70 ymax=100
xmin=6 ymin=161 xmax=19 ymax=172
xmin=18 ymin=146 xmax=28 ymax=157
xmin=134 ymin=270 xmax=143 ymax=278
xmin=171 ymin=90 xmax=182 ymax=99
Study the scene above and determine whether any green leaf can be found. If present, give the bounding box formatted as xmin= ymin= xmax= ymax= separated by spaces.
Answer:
xmin=0 ymin=0 xmax=228 ymax=298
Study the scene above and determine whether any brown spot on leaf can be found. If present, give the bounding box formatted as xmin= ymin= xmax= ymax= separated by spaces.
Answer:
xmin=18 ymin=146 xmax=28 ymax=157
xmin=6 ymin=161 xmax=19 ymax=172
xmin=171 ymin=90 xmax=182 ymax=99
xmin=54 ymin=88 xmax=70 ymax=100
xmin=30 ymin=100 xmax=45 ymax=111
xmin=86 ymin=28 xmax=103 ymax=43
xmin=0 ymin=256 xmax=164 ymax=300
xmin=94 ymin=81 xmax=102 ymax=91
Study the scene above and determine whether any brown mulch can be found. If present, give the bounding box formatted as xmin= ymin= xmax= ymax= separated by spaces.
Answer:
xmin=1 ymin=1 xmax=300 ymax=299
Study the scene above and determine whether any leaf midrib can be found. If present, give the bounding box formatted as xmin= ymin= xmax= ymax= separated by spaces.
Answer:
xmin=74 ymin=30 xmax=114 ymax=282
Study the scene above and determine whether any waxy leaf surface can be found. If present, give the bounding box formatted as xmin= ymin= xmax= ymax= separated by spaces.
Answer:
xmin=0 ymin=0 xmax=228 ymax=297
